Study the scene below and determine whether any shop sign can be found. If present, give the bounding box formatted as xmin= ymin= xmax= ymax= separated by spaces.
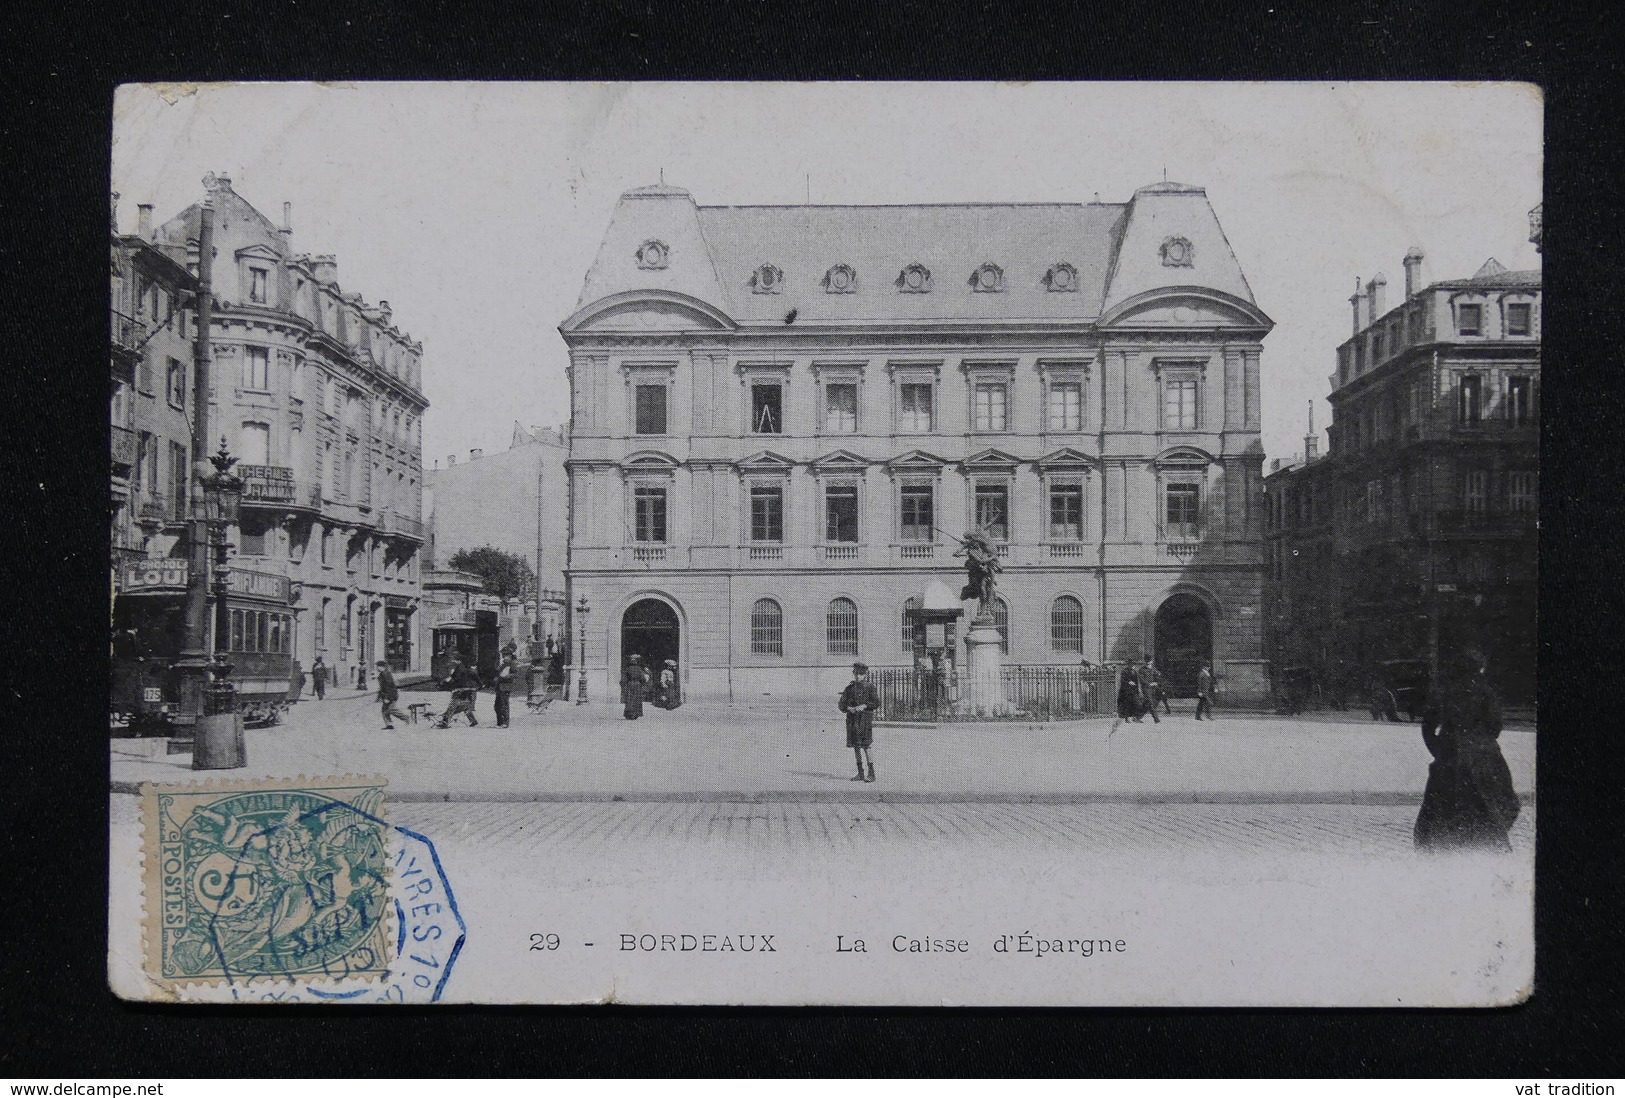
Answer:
xmin=240 ymin=464 xmax=297 ymax=503
xmin=430 ymin=607 xmax=477 ymax=628
xmin=385 ymin=594 xmax=412 ymax=609
xmin=228 ymin=569 xmax=291 ymax=602
xmin=120 ymin=560 xmax=190 ymax=594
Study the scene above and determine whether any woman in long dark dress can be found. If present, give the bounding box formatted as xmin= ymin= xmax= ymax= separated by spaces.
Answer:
xmin=1116 ymin=665 xmax=1144 ymax=721
xmin=621 ymin=655 xmax=647 ymax=720
xmin=1414 ymin=648 xmax=1520 ymax=851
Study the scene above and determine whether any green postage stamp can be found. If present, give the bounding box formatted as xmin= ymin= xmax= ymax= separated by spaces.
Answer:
xmin=140 ymin=777 xmax=391 ymax=992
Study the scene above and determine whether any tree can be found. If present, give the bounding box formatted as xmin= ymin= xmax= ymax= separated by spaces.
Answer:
xmin=446 ymin=546 xmax=535 ymax=606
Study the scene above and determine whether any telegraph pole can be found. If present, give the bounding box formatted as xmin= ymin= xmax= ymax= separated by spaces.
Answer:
xmin=174 ymin=180 xmax=216 ymax=736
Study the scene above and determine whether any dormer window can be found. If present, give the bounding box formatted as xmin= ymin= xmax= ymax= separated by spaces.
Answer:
xmin=1045 ymin=263 xmax=1079 ymax=292
xmin=1159 ymin=236 xmax=1195 ymax=268
xmin=970 ymin=263 xmax=1005 ymax=293
xmin=751 ymin=264 xmax=783 ymax=294
xmin=896 ymin=263 xmax=933 ymax=293
xmin=635 ymin=240 xmax=670 ymax=270
xmin=824 ymin=264 xmax=857 ymax=294
xmin=249 ymin=267 xmax=268 ymax=304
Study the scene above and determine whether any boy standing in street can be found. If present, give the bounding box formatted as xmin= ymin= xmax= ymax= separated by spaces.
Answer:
xmin=1195 ymin=663 xmax=1216 ymax=721
xmin=494 ymin=644 xmax=517 ymax=727
xmin=376 ymin=661 xmax=411 ymax=729
xmin=838 ymin=661 xmax=880 ymax=783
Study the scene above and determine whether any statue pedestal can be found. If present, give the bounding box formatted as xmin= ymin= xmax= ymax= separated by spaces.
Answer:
xmin=961 ymin=613 xmax=1013 ymax=717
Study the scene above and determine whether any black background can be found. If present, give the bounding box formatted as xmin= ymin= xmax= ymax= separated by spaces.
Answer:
xmin=4 ymin=0 xmax=1622 ymax=1077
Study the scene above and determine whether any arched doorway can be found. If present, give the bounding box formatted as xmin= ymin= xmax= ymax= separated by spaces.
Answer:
xmin=620 ymin=598 xmax=680 ymax=701
xmin=1154 ymin=593 xmax=1213 ymax=697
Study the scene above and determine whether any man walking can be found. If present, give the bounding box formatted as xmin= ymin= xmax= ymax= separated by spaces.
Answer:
xmin=1138 ymin=656 xmax=1162 ymax=724
xmin=311 ymin=655 xmax=328 ymax=700
xmin=436 ymin=658 xmax=480 ymax=727
xmin=1143 ymin=655 xmax=1171 ymax=718
xmin=1195 ymin=663 xmax=1216 ymax=721
xmin=375 ymin=660 xmax=412 ymax=729
xmin=838 ymin=661 xmax=880 ymax=783
xmin=494 ymin=644 xmax=517 ymax=727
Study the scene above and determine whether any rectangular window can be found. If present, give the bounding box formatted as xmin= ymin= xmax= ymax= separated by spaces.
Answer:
xmin=1457 ymin=303 xmax=1483 ymax=336
xmin=1506 ymin=302 xmax=1532 ymax=336
xmin=1163 ymin=378 xmax=1198 ymax=430
xmin=1508 ymin=471 xmax=1538 ymax=514
xmin=1049 ymin=483 xmax=1084 ymax=541
xmin=1372 ymin=329 xmax=1384 ymax=363
xmin=973 ymin=483 xmax=1009 ymax=541
xmin=249 ymin=268 xmax=268 ymax=304
xmin=111 ymin=379 xmax=130 ymax=426
xmin=315 ymin=599 xmax=327 ymax=648
xmin=973 ymin=383 xmax=1008 ymax=432
xmin=899 ymin=484 xmax=934 ymax=541
xmin=634 ymin=484 xmax=668 ymax=543
xmin=239 ymin=523 xmax=266 ymax=556
xmin=166 ymin=358 xmax=186 ymax=409
xmin=140 ymin=432 xmax=158 ymax=493
xmin=749 ymin=483 xmax=784 ymax=542
xmin=243 ymin=346 xmax=270 ymax=390
xmin=1165 ymin=482 xmax=1200 ymax=538
xmin=634 ymin=384 xmax=668 ymax=435
xmin=1506 ymin=376 xmax=1534 ymax=426
xmin=138 ymin=356 xmax=153 ymax=394
xmin=169 ymin=441 xmax=188 ymax=518
xmin=825 ymin=484 xmax=859 ymax=543
xmin=899 ymin=383 xmax=934 ymax=432
xmin=1464 ymin=471 xmax=1488 ymax=515
xmin=750 ymin=383 xmax=783 ymax=434
xmin=824 ymin=383 xmax=858 ymax=433
xmin=1048 ymin=382 xmax=1082 ymax=431
xmin=239 ymin=422 xmax=270 ymax=467
xmin=231 ymin=609 xmax=244 ymax=652
xmin=1458 ymin=374 xmax=1483 ymax=425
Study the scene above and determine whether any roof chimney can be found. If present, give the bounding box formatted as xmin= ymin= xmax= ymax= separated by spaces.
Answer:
xmin=1349 ymin=277 xmax=1365 ymax=335
xmin=137 ymin=204 xmax=154 ymax=238
xmin=1403 ymin=247 xmax=1425 ymax=298
xmin=470 ymin=448 xmax=483 ymax=461
xmin=447 ymin=454 xmax=456 ymax=466
xmin=1368 ymin=272 xmax=1387 ymax=320
xmin=1304 ymin=400 xmax=1319 ymax=462
xmin=110 ymin=192 xmax=120 ymax=231
xmin=281 ymin=201 xmax=293 ymax=237
xmin=310 ymin=255 xmax=338 ymax=283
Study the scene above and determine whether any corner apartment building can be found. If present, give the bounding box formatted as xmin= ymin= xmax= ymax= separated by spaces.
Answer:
xmin=1264 ymin=245 xmax=1540 ymax=703
xmin=561 ymin=182 xmax=1274 ymax=704
xmin=147 ymin=174 xmax=430 ymax=685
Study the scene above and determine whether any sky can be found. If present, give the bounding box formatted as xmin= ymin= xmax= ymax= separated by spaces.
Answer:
xmin=112 ymin=82 xmax=1542 ymax=468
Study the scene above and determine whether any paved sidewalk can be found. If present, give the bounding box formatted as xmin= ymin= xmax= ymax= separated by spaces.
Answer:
xmin=110 ymin=690 xmax=1536 ymax=804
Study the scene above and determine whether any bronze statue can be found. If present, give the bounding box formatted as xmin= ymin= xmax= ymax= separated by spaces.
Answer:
xmin=952 ymin=527 xmax=1002 ymax=618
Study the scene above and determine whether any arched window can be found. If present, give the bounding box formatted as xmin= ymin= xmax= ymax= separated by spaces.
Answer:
xmin=901 ymin=596 xmax=919 ymax=653
xmin=750 ymin=598 xmax=783 ymax=656
xmin=827 ymin=597 xmax=859 ymax=656
xmin=1050 ymin=595 xmax=1085 ymax=652
xmin=992 ymin=596 xmax=1009 ymax=654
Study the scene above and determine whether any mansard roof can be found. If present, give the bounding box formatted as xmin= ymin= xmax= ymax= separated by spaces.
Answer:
xmin=569 ymin=180 xmax=1267 ymax=331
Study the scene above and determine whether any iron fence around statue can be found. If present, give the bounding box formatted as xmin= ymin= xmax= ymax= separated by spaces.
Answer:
xmin=873 ymin=665 xmax=1118 ymax=722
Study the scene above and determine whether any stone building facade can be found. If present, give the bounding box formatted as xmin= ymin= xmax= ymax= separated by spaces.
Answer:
xmin=1263 ymin=248 xmax=1540 ymax=704
xmin=149 ymin=174 xmax=430 ymax=686
xmin=424 ymin=424 xmax=573 ymax=662
xmin=561 ymin=182 xmax=1273 ymax=704
xmin=111 ymin=198 xmax=199 ymax=575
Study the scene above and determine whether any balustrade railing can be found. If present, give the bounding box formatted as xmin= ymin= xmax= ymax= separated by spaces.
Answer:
xmin=873 ymin=665 xmax=1119 ymax=722
xmin=821 ymin=544 xmax=860 ymax=561
xmin=632 ymin=546 xmax=667 ymax=563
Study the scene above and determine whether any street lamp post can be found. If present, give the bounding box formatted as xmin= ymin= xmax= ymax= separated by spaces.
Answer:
xmin=194 ymin=439 xmax=247 ymax=770
xmin=575 ymin=594 xmax=590 ymax=704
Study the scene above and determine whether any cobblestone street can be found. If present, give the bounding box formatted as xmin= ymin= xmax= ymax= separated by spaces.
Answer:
xmin=393 ymin=798 xmax=1534 ymax=867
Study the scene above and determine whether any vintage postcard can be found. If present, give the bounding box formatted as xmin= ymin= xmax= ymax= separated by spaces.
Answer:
xmin=108 ymin=81 xmax=1538 ymax=1004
